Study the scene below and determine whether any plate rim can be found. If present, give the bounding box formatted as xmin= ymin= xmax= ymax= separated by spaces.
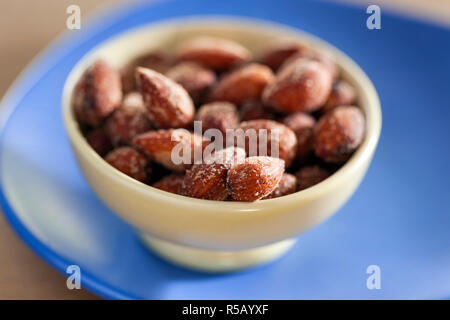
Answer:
xmin=0 ymin=190 xmax=138 ymax=299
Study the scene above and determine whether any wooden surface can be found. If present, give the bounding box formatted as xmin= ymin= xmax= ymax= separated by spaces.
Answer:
xmin=0 ymin=0 xmax=111 ymax=300
xmin=0 ymin=0 xmax=448 ymax=300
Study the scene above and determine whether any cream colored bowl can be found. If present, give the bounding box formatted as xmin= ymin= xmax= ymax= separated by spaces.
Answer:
xmin=62 ymin=17 xmax=381 ymax=272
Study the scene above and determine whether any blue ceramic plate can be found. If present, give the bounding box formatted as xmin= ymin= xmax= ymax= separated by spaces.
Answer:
xmin=1 ymin=0 xmax=449 ymax=299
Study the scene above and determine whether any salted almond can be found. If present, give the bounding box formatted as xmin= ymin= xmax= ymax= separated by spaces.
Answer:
xmin=260 ymin=43 xmax=314 ymax=71
xmin=105 ymin=92 xmax=153 ymax=146
xmin=237 ymin=120 xmax=297 ymax=167
xmin=313 ymin=105 xmax=365 ymax=163
xmin=263 ymin=173 xmax=297 ymax=199
xmin=208 ymin=63 xmax=274 ymax=105
xmin=282 ymin=112 xmax=316 ymax=163
xmin=322 ymin=80 xmax=356 ymax=113
xmin=204 ymin=146 xmax=246 ymax=168
xmin=181 ymin=146 xmax=247 ymax=200
xmin=121 ymin=51 xmax=173 ymax=94
xmin=73 ymin=59 xmax=122 ymax=126
xmin=153 ymin=173 xmax=184 ymax=195
xmin=182 ymin=163 xmax=229 ymax=200
xmin=86 ymin=127 xmax=113 ymax=157
xmin=166 ymin=62 xmax=216 ymax=104
xmin=296 ymin=165 xmax=329 ymax=191
xmin=196 ymin=102 xmax=240 ymax=136
xmin=176 ymin=36 xmax=251 ymax=70
xmin=227 ymin=156 xmax=285 ymax=201
xmin=105 ymin=147 xmax=150 ymax=183
xmin=136 ymin=67 xmax=194 ymax=129
xmin=239 ymin=101 xmax=276 ymax=121
xmin=263 ymin=58 xmax=333 ymax=113
xmin=279 ymin=50 xmax=339 ymax=81
xmin=135 ymin=51 xmax=173 ymax=73
xmin=133 ymin=129 xmax=206 ymax=172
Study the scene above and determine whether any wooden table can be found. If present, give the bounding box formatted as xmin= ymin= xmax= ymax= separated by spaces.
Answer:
xmin=0 ymin=0 xmax=109 ymax=300
xmin=0 ymin=0 xmax=448 ymax=300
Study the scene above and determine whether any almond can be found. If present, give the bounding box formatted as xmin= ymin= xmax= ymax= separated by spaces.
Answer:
xmin=237 ymin=120 xmax=297 ymax=167
xmin=282 ymin=111 xmax=316 ymax=132
xmin=282 ymin=112 xmax=316 ymax=164
xmin=136 ymin=51 xmax=173 ymax=73
xmin=136 ymin=67 xmax=194 ymax=129
xmin=279 ymin=51 xmax=339 ymax=81
xmin=260 ymin=43 xmax=314 ymax=71
xmin=263 ymin=58 xmax=333 ymax=113
xmin=132 ymin=129 xmax=206 ymax=172
xmin=204 ymin=146 xmax=246 ymax=169
xmin=181 ymin=146 xmax=246 ymax=200
xmin=121 ymin=51 xmax=173 ymax=93
xmin=313 ymin=105 xmax=365 ymax=163
xmin=73 ymin=59 xmax=122 ymax=126
xmin=296 ymin=165 xmax=329 ymax=191
xmin=166 ymin=62 xmax=216 ymax=104
xmin=208 ymin=63 xmax=274 ymax=105
xmin=227 ymin=156 xmax=285 ymax=201
xmin=105 ymin=92 xmax=153 ymax=146
xmin=263 ymin=173 xmax=297 ymax=199
xmin=196 ymin=102 xmax=240 ymax=136
xmin=310 ymin=52 xmax=339 ymax=81
xmin=120 ymin=64 xmax=136 ymax=94
xmin=176 ymin=36 xmax=251 ymax=70
xmin=182 ymin=163 xmax=229 ymax=200
xmin=239 ymin=101 xmax=276 ymax=121
xmin=105 ymin=147 xmax=150 ymax=183
xmin=86 ymin=127 xmax=113 ymax=156
xmin=153 ymin=173 xmax=184 ymax=195
xmin=323 ymin=80 xmax=356 ymax=113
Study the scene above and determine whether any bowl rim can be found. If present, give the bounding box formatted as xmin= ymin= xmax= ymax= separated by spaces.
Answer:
xmin=62 ymin=16 xmax=382 ymax=212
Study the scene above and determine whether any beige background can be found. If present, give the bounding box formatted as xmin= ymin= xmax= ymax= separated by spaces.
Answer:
xmin=0 ymin=0 xmax=448 ymax=300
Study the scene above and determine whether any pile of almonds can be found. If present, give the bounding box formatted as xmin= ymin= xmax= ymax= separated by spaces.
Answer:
xmin=73 ymin=36 xmax=365 ymax=202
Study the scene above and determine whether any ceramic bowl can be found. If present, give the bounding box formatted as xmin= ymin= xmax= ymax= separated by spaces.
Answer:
xmin=62 ymin=17 xmax=381 ymax=272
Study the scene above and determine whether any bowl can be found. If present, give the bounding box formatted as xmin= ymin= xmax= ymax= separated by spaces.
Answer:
xmin=62 ymin=17 xmax=381 ymax=272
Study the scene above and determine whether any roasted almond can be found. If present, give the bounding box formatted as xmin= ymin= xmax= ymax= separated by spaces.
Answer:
xmin=227 ymin=156 xmax=285 ymax=201
xmin=260 ymin=43 xmax=314 ymax=71
xmin=176 ymin=36 xmax=251 ymax=70
xmin=237 ymin=120 xmax=297 ymax=167
xmin=166 ymin=62 xmax=216 ymax=104
xmin=105 ymin=92 xmax=153 ymax=146
xmin=105 ymin=147 xmax=150 ymax=183
xmin=182 ymin=163 xmax=229 ymax=200
xmin=204 ymin=146 xmax=246 ymax=169
xmin=181 ymin=146 xmax=247 ymax=200
xmin=73 ymin=59 xmax=122 ymax=126
xmin=86 ymin=127 xmax=113 ymax=156
xmin=136 ymin=67 xmax=195 ymax=129
xmin=263 ymin=58 xmax=333 ymax=113
xmin=208 ymin=63 xmax=274 ymax=105
xmin=135 ymin=51 xmax=173 ymax=73
xmin=322 ymin=80 xmax=357 ymax=113
xmin=279 ymin=51 xmax=339 ymax=81
xmin=133 ymin=129 xmax=206 ymax=171
xmin=153 ymin=173 xmax=184 ymax=195
xmin=239 ymin=101 xmax=277 ymax=122
xmin=282 ymin=112 xmax=316 ymax=164
xmin=196 ymin=101 xmax=240 ymax=136
xmin=121 ymin=51 xmax=173 ymax=94
xmin=263 ymin=173 xmax=297 ymax=199
xmin=296 ymin=165 xmax=329 ymax=191
xmin=313 ymin=105 xmax=365 ymax=163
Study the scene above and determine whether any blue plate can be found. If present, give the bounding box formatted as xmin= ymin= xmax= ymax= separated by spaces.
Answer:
xmin=1 ymin=0 xmax=449 ymax=299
